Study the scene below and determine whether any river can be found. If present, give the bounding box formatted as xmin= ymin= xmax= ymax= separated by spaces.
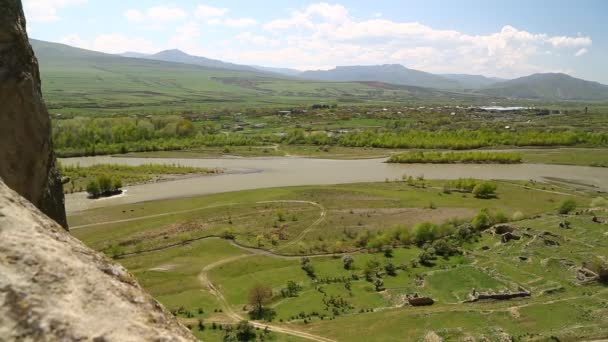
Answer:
xmin=61 ymin=156 xmax=608 ymax=213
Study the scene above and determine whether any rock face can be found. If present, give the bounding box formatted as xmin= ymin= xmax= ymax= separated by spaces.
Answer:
xmin=0 ymin=181 xmax=197 ymax=341
xmin=0 ymin=0 xmax=67 ymax=228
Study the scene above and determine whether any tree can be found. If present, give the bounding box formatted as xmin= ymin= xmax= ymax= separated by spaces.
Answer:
xmin=384 ymin=262 xmax=397 ymax=276
xmin=248 ymin=284 xmax=273 ymax=318
xmin=235 ymin=321 xmax=256 ymax=341
xmin=301 ymin=257 xmax=316 ymax=279
xmin=472 ymin=182 xmax=497 ymax=199
xmin=558 ymin=198 xmax=577 ymax=215
xmin=342 ymin=255 xmax=354 ymax=270
xmin=364 ymin=259 xmax=381 ymax=281
xmin=283 ymin=281 xmax=301 ymax=297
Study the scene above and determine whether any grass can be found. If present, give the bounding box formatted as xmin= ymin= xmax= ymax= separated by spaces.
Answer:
xmin=60 ymin=163 xmax=220 ymax=194
xmin=387 ymin=151 xmax=522 ymax=164
xmin=68 ymin=180 xmax=607 ymax=341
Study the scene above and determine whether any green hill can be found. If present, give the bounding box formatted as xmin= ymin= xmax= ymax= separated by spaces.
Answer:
xmin=480 ymin=73 xmax=608 ymax=101
xmin=300 ymin=64 xmax=462 ymax=89
xmin=31 ymin=39 xmax=480 ymax=114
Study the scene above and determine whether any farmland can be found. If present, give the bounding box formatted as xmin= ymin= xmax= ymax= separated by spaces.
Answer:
xmin=69 ymin=180 xmax=608 ymax=341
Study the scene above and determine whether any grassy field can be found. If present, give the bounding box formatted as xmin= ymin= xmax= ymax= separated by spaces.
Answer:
xmin=68 ymin=179 xmax=608 ymax=341
xmin=60 ymin=163 xmax=220 ymax=194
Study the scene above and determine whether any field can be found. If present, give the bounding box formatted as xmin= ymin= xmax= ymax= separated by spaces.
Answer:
xmin=69 ymin=180 xmax=608 ymax=341
xmin=60 ymin=163 xmax=220 ymax=194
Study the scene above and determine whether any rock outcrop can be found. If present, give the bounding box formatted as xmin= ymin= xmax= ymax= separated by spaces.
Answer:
xmin=0 ymin=181 xmax=197 ymax=341
xmin=0 ymin=0 xmax=67 ymax=228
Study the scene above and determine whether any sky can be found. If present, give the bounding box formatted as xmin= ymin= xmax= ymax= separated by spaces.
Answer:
xmin=23 ymin=0 xmax=608 ymax=83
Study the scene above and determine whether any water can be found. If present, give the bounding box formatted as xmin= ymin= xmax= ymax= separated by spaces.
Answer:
xmin=61 ymin=156 xmax=608 ymax=213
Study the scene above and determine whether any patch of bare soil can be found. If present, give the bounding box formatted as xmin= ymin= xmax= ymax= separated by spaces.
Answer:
xmin=333 ymin=207 xmax=477 ymax=226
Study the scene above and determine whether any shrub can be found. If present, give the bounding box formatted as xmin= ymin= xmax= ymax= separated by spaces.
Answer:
xmin=86 ymin=180 xmax=100 ymax=197
xmin=413 ymin=222 xmax=436 ymax=246
xmin=472 ymin=182 xmax=497 ymax=199
xmin=221 ymin=228 xmax=235 ymax=240
xmin=472 ymin=209 xmax=493 ymax=230
xmin=342 ymin=255 xmax=354 ymax=270
xmin=493 ymin=211 xmax=508 ymax=224
xmin=512 ymin=211 xmax=525 ymax=221
xmin=557 ymin=199 xmax=577 ymax=214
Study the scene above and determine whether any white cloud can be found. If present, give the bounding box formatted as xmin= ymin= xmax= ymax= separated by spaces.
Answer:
xmin=23 ymin=0 xmax=86 ymax=22
xmin=575 ymin=48 xmax=588 ymax=57
xmin=548 ymin=36 xmax=592 ymax=48
xmin=224 ymin=18 xmax=257 ymax=28
xmin=60 ymin=33 xmax=157 ymax=54
xmin=124 ymin=5 xmax=186 ymax=23
xmin=236 ymin=32 xmax=279 ymax=47
xmin=195 ymin=4 xmax=229 ymax=19
xmin=251 ymin=3 xmax=593 ymax=77
xmin=124 ymin=9 xmax=144 ymax=22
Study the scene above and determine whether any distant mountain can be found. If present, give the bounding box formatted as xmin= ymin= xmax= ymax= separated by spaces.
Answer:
xmin=251 ymin=65 xmax=302 ymax=77
xmin=139 ymin=49 xmax=260 ymax=73
xmin=299 ymin=64 xmax=462 ymax=89
xmin=120 ymin=51 xmax=149 ymax=58
xmin=479 ymin=73 xmax=608 ymax=101
xmin=441 ymin=74 xmax=505 ymax=89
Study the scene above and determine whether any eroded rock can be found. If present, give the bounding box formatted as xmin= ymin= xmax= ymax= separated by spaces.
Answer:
xmin=0 ymin=181 xmax=197 ymax=341
xmin=0 ymin=0 xmax=67 ymax=228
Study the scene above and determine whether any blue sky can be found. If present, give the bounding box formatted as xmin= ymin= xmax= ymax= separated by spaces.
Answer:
xmin=23 ymin=0 xmax=608 ymax=83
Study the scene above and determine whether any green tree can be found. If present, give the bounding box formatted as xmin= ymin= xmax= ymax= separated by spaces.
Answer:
xmin=235 ymin=321 xmax=256 ymax=341
xmin=248 ymin=284 xmax=273 ymax=318
xmin=342 ymin=255 xmax=354 ymax=270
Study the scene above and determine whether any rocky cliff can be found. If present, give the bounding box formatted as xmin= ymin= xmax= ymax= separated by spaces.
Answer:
xmin=0 ymin=1 xmax=197 ymax=340
xmin=0 ymin=0 xmax=67 ymax=228
xmin=0 ymin=181 xmax=197 ymax=341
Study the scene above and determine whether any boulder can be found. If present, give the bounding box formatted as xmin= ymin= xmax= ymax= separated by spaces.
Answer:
xmin=0 ymin=0 xmax=67 ymax=228
xmin=0 ymin=180 xmax=197 ymax=341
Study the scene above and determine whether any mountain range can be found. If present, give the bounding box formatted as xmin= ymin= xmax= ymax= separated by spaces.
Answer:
xmin=33 ymin=39 xmax=608 ymax=102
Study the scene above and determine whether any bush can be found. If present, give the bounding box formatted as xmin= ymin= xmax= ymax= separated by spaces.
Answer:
xmin=342 ymin=255 xmax=354 ymax=270
xmin=512 ymin=211 xmax=525 ymax=221
xmin=221 ymin=228 xmax=235 ymax=240
xmin=472 ymin=182 xmax=497 ymax=199
xmin=493 ymin=211 xmax=508 ymax=224
xmin=472 ymin=209 xmax=493 ymax=230
xmin=86 ymin=180 xmax=100 ymax=197
xmin=557 ymin=199 xmax=577 ymax=214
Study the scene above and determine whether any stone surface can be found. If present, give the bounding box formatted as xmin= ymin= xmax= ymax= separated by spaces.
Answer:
xmin=0 ymin=181 xmax=197 ymax=341
xmin=0 ymin=0 xmax=67 ymax=228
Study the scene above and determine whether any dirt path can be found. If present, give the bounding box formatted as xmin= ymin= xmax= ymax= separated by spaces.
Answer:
xmin=70 ymin=203 xmax=237 ymax=230
xmin=198 ymin=252 xmax=336 ymax=342
xmin=259 ymin=200 xmax=326 ymax=252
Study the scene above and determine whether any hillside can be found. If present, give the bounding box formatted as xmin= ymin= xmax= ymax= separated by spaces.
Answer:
xmin=300 ymin=64 xmax=462 ymax=89
xmin=480 ymin=73 xmax=608 ymax=101
xmin=441 ymin=74 xmax=505 ymax=89
xmin=30 ymin=39 xmax=481 ymax=113
xmin=138 ymin=49 xmax=261 ymax=73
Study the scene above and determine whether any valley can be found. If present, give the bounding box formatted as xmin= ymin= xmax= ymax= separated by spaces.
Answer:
xmin=42 ymin=36 xmax=608 ymax=341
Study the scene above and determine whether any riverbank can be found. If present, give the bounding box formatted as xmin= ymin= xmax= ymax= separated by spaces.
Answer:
xmin=61 ymin=156 xmax=608 ymax=213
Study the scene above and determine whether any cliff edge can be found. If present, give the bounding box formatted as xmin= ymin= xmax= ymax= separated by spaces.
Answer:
xmin=0 ymin=0 xmax=67 ymax=228
xmin=0 ymin=181 xmax=197 ymax=341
